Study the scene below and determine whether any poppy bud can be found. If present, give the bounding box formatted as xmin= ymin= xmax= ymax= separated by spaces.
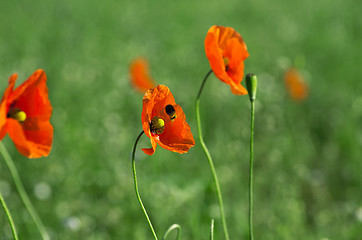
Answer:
xmin=246 ymin=73 xmax=257 ymax=101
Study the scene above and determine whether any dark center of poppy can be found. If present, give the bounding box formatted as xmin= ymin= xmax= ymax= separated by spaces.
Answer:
xmin=7 ymin=108 xmax=27 ymax=123
xmin=150 ymin=116 xmax=165 ymax=134
xmin=165 ymin=104 xmax=176 ymax=120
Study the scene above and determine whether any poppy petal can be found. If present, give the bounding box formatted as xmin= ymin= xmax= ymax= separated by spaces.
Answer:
xmin=141 ymin=85 xmax=195 ymax=154
xmin=205 ymin=25 xmax=249 ymax=95
xmin=130 ymin=58 xmax=156 ymax=93
xmin=7 ymin=118 xmax=52 ymax=158
xmin=6 ymin=119 xmax=31 ymax=157
xmin=22 ymin=117 xmax=53 ymax=157
xmin=0 ymin=74 xmax=17 ymax=140
xmin=141 ymin=137 xmax=157 ymax=155
xmin=284 ymin=68 xmax=308 ymax=101
xmin=10 ymin=69 xmax=52 ymax=120
xmin=157 ymin=105 xmax=195 ymax=153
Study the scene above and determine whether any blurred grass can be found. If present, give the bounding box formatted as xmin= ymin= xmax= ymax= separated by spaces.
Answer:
xmin=0 ymin=0 xmax=361 ymax=239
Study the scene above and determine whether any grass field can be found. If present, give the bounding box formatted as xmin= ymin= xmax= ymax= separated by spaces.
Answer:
xmin=0 ymin=0 xmax=361 ymax=239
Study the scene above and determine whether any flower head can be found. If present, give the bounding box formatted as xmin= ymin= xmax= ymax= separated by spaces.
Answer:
xmin=284 ymin=68 xmax=308 ymax=101
xmin=205 ymin=25 xmax=249 ymax=95
xmin=130 ymin=58 xmax=156 ymax=93
xmin=141 ymin=85 xmax=195 ymax=155
xmin=0 ymin=69 xmax=53 ymax=158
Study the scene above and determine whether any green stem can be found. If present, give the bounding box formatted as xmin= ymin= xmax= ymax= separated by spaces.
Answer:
xmin=0 ymin=191 xmax=19 ymax=240
xmin=0 ymin=142 xmax=49 ymax=240
xmin=132 ymin=131 xmax=158 ymax=240
xmin=162 ymin=224 xmax=181 ymax=240
xmin=196 ymin=69 xmax=230 ymax=240
xmin=209 ymin=219 xmax=214 ymax=240
xmin=249 ymin=100 xmax=255 ymax=240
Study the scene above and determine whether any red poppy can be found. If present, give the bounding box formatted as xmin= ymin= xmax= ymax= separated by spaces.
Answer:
xmin=141 ymin=85 xmax=195 ymax=155
xmin=284 ymin=68 xmax=308 ymax=101
xmin=0 ymin=69 xmax=53 ymax=158
xmin=204 ymin=25 xmax=249 ymax=95
xmin=130 ymin=58 xmax=156 ymax=93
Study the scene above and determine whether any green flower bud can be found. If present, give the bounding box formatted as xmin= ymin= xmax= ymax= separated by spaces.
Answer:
xmin=246 ymin=73 xmax=257 ymax=101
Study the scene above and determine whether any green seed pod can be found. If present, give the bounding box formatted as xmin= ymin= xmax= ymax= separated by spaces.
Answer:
xmin=150 ymin=117 xmax=165 ymax=134
xmin=246 ymin=73 xmax=257 ymax=101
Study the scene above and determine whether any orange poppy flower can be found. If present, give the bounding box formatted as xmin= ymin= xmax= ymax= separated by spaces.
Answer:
xmin=141 ymin=85 xmax=195 ymax=155
xmin=0 ymin=69 xmax=53 ymax=158
xmin=284 ymin=68 xmax=308 ymax=101
xmin=204 ymin=25 xmax=249 ymax=95
xmin=130 ymin=58 xmax=156 ymax=93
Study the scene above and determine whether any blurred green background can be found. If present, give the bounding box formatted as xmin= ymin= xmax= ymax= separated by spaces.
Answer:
xmin=0 ymin=0 xmax=361 ymax=239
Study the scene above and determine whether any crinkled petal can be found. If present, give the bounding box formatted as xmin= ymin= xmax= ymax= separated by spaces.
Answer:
xmin=141 ymin=85 xmax=195 ymax=154
xmin=204 ymin=25 xmax=249 ymax=95
xmin=141 ymin=85 xmax=176 ymax=137
xmin=157 ymin=105 xmax=195 ymax=154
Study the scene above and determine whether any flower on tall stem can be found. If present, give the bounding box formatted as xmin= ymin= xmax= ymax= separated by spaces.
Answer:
xmin=141 ymin=85 xmax=195 ymax=155
xmin=196 ymin=25 xmax=250 ymax=240
xmin=0 ymin=69 xmax=52 ymax=240
xmin=205 ymin=25 xmax=249 ymax=95
xmin=0 ymin=69 xmax=53 ymax=158
xmin=132 ymin=85 xmax=194 ymax=240
xmin=130 ymin=58 xmax=156 ymax=93
xmin=284 ymin=67 xmax=308 ymax=101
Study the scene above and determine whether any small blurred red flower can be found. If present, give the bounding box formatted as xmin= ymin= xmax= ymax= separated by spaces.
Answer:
xmin=141 ymin=85 xmax=195 ymax=155
xmin=130 ymin=58 xmax=156 ymax=93
xmin=205 ymin=25 xmax=249 ymax=95
xmin=0 ymin=69 xmax=53 ymax=158
xmin=284 ymin=68 xmax=308 ymax=101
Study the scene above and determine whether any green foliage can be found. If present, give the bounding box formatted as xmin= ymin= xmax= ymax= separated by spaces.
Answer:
xmin=0 ymin=0 xmax=361 ymax=239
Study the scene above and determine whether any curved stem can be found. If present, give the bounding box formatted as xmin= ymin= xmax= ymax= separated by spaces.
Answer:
xmin=0 ymin=191 xmax=19 ymax=240
xmin=162 ymin=224 xmax=181 ymax=240
xmin=132 ymin=131 xmax=158 ymax=240
xmin=0 ymin=142 xmax=49 ymax=240
xmin=249 ymin=100 xmax=255 ymax=240
xmin=195 ymin=69 xmax=230 ymax=240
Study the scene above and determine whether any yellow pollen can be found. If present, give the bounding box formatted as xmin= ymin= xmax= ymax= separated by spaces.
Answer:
xmin=223 ymin=57 xmax=230 ymax=66
xmin=150 ymin=117 xmax=165 ymax=134
xmin=8 ymin=109 xmax=27 ymax=123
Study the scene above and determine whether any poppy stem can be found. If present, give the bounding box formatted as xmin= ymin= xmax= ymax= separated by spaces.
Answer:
xmin=248 ymin=100 xmax=255 ymax=240
xmin=0 ymin=191 xmax=19 ymax=240
xmin=0 ymin=142 xmax=50 ymax=240
xmin=196 ymin=69 xmax=230 ymax=240
xmin=210 ymin=219 xmax=215 ymax=240
xmin=196 ymin=69 xmax=213 ymax=99
xmin=162 ymin=224 xmax=181 ymax=240
xmin=246 ymin=73 xmax=257 ymax=240
xmin=132 ymin=131 xmax=159 ymax=240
